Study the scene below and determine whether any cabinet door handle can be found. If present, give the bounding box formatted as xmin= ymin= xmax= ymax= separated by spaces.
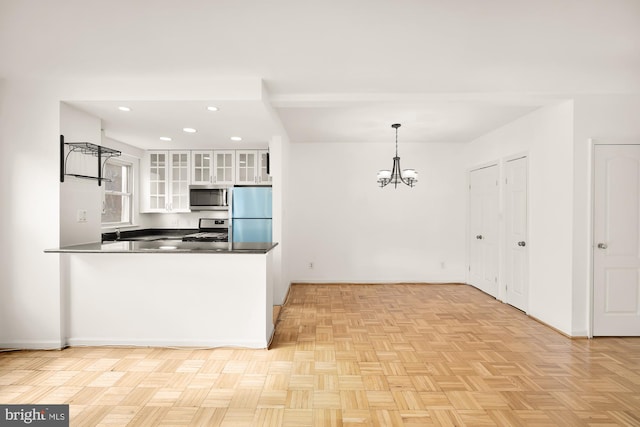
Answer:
xmin=597 ymin=243 xmax=608 ymax=249
xmin=476 ymin=235 xmax=483 ymax=240
xmin=517 ymin=241 xmax=526 ymax=247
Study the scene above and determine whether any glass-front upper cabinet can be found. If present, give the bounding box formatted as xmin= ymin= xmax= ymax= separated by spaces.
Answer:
xmin=191 ymin=150 xmax=234 ymax=185
xmin=235 ymin=150 xmax=257 ymax=185
xmin=214 ymin=150 xmax=235 ymax=185
xmin=148 ymin=151 xmax=167 ymax=211
xmin=142 ymin=150 xmax=190 ymax=213
xmin=191 ymin=151 xmax=212 ymax=185
xmin=170 ymin=152 xmax=190 ymax=211
xmin=236 ymin=150 xmax=271 ymax=185
xmin=259 ymin=150 xmax=272 ymax=185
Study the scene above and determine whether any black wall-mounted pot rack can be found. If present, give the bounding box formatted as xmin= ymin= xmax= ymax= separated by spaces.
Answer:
xmin=60 ymin=135 xmax=121 ymax=186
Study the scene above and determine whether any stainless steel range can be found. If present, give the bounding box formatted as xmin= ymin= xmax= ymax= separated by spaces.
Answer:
xmin=182 ymin=218 xmax=229 ymax=242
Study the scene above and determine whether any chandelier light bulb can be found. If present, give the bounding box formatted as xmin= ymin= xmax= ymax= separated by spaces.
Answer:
xmin=377 ymin=170 xmax=392 ymax=180
xmin=403 ymin=169 xmax=417 ymax=179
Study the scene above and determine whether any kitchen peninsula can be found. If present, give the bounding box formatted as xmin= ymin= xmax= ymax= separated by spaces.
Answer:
xmin=46 ymin=241 xmax=277 ymax=349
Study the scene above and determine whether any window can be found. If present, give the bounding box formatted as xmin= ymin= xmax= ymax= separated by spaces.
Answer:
xmin=102 ymin=159 xmax=133 ymax=226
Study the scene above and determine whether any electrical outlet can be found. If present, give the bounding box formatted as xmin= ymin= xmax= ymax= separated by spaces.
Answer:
xmin=440 ymin=261 xmax=446 ymax=269
xmin=77 ymin=209 xmax=87 ymax=223
xmin=308 ymin=262 xmax=314 ymax=269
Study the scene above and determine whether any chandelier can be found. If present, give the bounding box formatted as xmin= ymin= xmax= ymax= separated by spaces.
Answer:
xmin=376 ymin=123 xmax=418 ymax=188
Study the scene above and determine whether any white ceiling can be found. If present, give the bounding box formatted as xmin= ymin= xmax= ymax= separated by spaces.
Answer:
xmin=2 ymin=0 xmax=639 ymax=147
xmin=272 ymin=96 xmax=548 ymax=143
xmin=67 ymin=100 xmax=277 ymax=150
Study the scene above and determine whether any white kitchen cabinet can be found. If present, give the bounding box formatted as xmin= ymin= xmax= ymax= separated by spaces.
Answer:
xmin=191 ymin=150 xmax=235 ymax=185
xmin=236 ymin=150 xmax=271 ymax=185
xmin=142 ymin=151 xmax=190 ymax=213
xmin=214 ymin=150 xmax=235 ymax=185
xmin=259 ymin=150 xmax=271 ymax=185
xmin=191 ymin=151 xmax=212 ymax=185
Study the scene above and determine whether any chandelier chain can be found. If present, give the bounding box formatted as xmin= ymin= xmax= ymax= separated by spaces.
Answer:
xmin=395 ymin=125 xmax=399 ymax=158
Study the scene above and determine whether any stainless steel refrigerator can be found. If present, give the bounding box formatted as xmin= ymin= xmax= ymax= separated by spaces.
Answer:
xmin=231 ymin=187 xmax=272 ymax=242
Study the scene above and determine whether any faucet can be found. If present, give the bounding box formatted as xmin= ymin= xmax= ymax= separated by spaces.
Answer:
xmin=115 ymin=228 xmax=121 ymax=240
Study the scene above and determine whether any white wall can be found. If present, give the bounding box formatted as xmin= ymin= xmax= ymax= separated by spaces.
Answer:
xmin=0 ymin=81 xmax=64 ymax=348
xmin=269 ymin=134 xmax=291 ymax=304
xmin=263 ymin=85 xmax=292 ymax=305
xmin=572 ymin=94 xmax=640 ymax=336
xmin=0 ymin=78 xmax=7 ymax=343
xmin=59 ymin=103 xmax=103 ymax=246
xmin=287 ymin=141 xmax=467 ymax=283
xmin=465 ymin=101 xmax=574 ymax=334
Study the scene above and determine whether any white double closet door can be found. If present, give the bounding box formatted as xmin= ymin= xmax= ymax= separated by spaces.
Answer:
xmin=593 ymin=144 xmax=640 ymax=336
xmin=469 ymin=165 xmax=499 ymax=297
xmin=469 ymin=159 xmax=529 ymax=312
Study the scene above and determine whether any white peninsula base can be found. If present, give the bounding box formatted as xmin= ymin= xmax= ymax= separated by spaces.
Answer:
xmin=62 ymin=252 xmax=274 ymax=348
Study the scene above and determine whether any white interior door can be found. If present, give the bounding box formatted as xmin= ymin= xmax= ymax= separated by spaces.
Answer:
xmin=469 ymin=165 xmax=499 ymax=297
xmin=505 ymin=157 xmax=528 ymax=312
xmin=593 ymin=144 xmax=640 ymax=336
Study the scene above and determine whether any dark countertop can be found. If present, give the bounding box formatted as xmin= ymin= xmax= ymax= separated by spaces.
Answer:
xmin=46 ymin=241 xmax=278 ymax=254
xmin=101 ymin=228 xmax=196 ymax=242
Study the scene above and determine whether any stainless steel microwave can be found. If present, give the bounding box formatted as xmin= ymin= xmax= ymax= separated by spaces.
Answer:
xmin=189 ymin=185 xmax=230 ymax=211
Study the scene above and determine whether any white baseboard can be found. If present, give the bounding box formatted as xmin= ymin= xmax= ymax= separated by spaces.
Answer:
xmin=0 ymin=340 xmax=65 ymax=350
xmin=290 ymin=280 xmax=467 ymax=285
xmin=571 ymin=329 xmax=589 ymax=338
xmin=66 ymin=338 xmax=270 ymax=349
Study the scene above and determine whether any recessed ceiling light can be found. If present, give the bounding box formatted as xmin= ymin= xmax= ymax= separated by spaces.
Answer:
xmin=118 ymin=106 xmax=131 ymax=112
xmin=207 ymin=106 xmax=219 ymax=112
xmin=160 ymin=137 xmax=172 ymax=141
xmin=183 ymin=128 xmax=197 ymax=133
xmin=230 ymin=136 xmax=242 ymax=141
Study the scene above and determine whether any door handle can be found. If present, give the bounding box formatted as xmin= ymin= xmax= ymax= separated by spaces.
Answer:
xmin=597 ymin=243 xmax=608 ymax=249
xmin=518 ymin=241 xmax=526 ymax=247
xmin=476 ymin=235 xmax=483 ymax=240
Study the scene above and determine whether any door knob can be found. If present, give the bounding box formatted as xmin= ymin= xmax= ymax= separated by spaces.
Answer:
xmin=517 ymin=241 xmax=526 ymax=247
xmin=597 ymin=243 xmax=608 ymax=249
xmin=476 ymin=235 xmax=483 ymax=240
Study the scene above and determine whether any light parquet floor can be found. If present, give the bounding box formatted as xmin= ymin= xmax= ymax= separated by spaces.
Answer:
xmin=1 ymin=283 xmax=640 ymax=426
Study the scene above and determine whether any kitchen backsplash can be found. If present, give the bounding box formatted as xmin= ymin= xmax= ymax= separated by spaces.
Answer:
xmin=139 ymin=210 xmax=229 ymax=229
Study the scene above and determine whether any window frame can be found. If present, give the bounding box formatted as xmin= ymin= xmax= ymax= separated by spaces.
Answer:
xmin=101 ymin=157 xmax=134 ymax=227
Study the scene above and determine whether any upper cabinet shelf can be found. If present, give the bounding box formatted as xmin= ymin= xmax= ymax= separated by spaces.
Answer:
xmin=60 ymin=135 xmax=121 ymax=186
